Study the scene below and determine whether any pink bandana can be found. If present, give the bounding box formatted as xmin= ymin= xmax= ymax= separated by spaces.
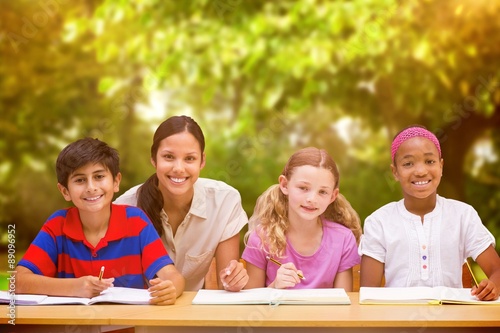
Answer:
xmin=391 ymin=127 xmax=441 ymax=161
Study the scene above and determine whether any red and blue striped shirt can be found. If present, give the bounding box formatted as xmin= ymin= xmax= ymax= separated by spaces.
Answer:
xmin=19 ymin=204 xmax=174 ymax=289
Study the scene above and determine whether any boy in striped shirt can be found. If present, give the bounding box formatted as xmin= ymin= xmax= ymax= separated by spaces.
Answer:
xmin=16 ymin=138 xmax=185 ymax=305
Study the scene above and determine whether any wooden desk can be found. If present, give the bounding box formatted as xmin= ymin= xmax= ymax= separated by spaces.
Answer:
xmin=2 ymin=292 xmax=499 ymax=333
xmin=0 ymin=303 xmax=150 ymax=333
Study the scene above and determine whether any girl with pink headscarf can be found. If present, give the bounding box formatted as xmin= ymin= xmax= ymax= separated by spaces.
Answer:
xmin=359 ymin=125 xmax=500 ymax=301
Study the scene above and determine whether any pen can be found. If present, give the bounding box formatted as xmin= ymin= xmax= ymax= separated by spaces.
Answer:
xmin=266 ymin=256 xmax=305 ymax=280
xmin=98 ymin=266 xmax=105 ymax=281
xmin=465 ymin=259 xmax=478 ymax=288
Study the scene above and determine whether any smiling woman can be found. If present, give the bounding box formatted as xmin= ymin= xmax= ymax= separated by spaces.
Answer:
xmin=114 ymin=115 xmax=249 ymax=292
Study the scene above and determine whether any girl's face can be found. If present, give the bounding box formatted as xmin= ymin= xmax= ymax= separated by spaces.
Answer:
xmin=152 ymin=131 xmax=206 ymax=199
xmin=391 ymin=136 xmax=443 ymax=201
xmin=279 ymin=165 xmax=338 ymax=224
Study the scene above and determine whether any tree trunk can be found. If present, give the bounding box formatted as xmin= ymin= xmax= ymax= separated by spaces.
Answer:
xmin=438 ymin=107 xmax=500 ymax=201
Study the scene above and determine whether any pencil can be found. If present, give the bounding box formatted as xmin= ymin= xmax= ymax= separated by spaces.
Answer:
xmin=266 ymin=256 xmax=305 ymax=280
xmin=465 ymin=259 xmax=478 ymax=288
xmin=98 ymin=266 xmax=105 ymax=281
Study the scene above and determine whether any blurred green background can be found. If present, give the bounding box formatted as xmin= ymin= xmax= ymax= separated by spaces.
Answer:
xmin=1 ymin=0 xmax=499 ymax=289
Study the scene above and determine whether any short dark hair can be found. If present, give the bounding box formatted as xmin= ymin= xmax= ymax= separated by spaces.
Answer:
xmin=56 ymin=138 xmax=120 ymax=188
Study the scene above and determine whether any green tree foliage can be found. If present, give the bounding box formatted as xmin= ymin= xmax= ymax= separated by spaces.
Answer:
xmin=1 ymin=0 xmax=499 ymax=252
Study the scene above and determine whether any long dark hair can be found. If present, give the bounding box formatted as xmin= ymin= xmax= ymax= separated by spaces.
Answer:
xmin=137 ymin=115 xmax=205 ymax=236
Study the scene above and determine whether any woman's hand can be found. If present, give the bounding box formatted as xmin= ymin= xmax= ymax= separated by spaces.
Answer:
xmin=220 ymin=259 xmax=248 ymax=292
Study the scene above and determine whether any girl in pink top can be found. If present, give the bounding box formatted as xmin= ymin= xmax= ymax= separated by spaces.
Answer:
xmin=242 ymin=147 xmax=361 ymax=290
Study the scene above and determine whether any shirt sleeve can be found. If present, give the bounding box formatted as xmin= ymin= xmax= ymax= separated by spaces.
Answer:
xmin=136 ymin=209 xmax=174 ymax=279
xmin=114 ymin=184 xmax=141 ymax=206
xmin=358 ymin=213 xmax=387 ymax=263
xmin=463 ymin=205 xmax=496 ymax=260
xmin=338 ymin=231 xmax=361 ymax=272
xmin=241 ymin=231 xmax=267 ymax=270
xmin=18 ymin=214 xmax=60 ymax=277
xmin=219 ymin=189 xmax=249 ymax=242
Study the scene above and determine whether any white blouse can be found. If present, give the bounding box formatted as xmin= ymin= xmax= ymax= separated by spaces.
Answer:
xmin=115 ymin=178 xmax=248 ymax=291
xmin=359 ymin=195 xmax=495 ymax=287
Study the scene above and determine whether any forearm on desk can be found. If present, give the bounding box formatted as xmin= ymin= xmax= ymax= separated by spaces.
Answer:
xmin=14 ymin=266 xmax=90 ymax=297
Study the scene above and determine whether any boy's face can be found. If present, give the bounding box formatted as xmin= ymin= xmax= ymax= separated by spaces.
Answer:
xmin=57 ymin=162 xmax=121 ymax=214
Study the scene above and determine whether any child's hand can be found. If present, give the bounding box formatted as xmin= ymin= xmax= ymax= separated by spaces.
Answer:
xmin=148 ymin=277 xmax=177 ymax=305
xmin=220 ymin=259 xmax=248 ymax=292
xmin=77 ymin=276 xmax=114 ymax=298
xmin=272 ymin=262 xmax=303 ymax=289
xmin=471 ymin=279 xmax=499 ymax=301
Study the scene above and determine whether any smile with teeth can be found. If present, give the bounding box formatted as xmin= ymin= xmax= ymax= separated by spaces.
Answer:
xmin=170 ymin=177 xmax=187 ymax=183
xmin=85 ymin=195 xmax=103 ymax=201
xmin=413 ymin=180 xmax=430 ymax=185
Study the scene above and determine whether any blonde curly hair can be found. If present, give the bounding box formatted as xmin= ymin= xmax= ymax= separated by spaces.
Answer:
xmin=246 ymin=147 xmax=362 ymax=258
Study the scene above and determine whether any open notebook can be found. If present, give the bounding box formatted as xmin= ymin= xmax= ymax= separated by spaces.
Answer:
xmin=0 ymin=287 xmax=151 ymax=306
xmin=192 ymin=288 xmax=350 ymax=305
xmin=359 ymin=286 xmax=500 ymax=305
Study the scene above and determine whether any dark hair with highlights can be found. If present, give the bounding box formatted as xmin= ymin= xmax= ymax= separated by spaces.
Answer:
xmin=137 ymin=115 xmax=205 ymax=236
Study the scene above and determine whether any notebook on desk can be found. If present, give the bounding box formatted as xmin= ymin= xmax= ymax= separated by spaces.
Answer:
xmin=0 ymin=287 xmax=151 ymax=306
xmin=192 ymin=287 xmax=351 ymax=305
xmin=359 ymin=286 xmax=500 ymax=305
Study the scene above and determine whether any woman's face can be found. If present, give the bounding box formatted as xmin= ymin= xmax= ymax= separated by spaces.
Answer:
xmin=152 ymin=131 xmax=205 ymax=198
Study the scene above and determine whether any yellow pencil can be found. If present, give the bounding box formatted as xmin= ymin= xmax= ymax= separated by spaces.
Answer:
xmin=465 ymin=259 xmax=478 ymax=288
xmin=266 ymin=256 xmax=305 ymax=280
xmin=98 ymin=266 xmax=105 ymax=281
